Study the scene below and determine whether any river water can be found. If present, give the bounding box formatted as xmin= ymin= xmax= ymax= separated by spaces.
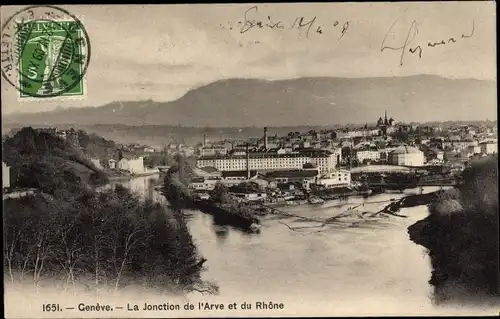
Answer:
xmin=110 ymin=174 xmax=485 ymax=316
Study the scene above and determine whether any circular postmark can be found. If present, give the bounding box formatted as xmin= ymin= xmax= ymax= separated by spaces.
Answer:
xmin=1 ymin=5 xmax=91 ymax=98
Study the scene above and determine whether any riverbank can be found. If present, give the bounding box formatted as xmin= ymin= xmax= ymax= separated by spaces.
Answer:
xmin=193 ymin=200 xmax=260 ymax=233
xmin=187 ymin=188 xmax=497 ymax=316
xmin=407 ymin=155 xmax=499 ymax=306
xmin=371 ymin=190 xmax=444 ymax=217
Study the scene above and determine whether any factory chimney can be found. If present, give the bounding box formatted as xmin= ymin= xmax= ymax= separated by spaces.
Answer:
xmin=246 ymin=143 xmax=250 ymax=180
xmin=264 ymin=127 xmax=268 ymax=150
xmin=203 ymin=134 xmax=207 ymax=147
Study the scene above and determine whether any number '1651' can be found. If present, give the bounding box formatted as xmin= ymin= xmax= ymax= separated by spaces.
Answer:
xmin=42 ymin=304 xmax=61 ymax=312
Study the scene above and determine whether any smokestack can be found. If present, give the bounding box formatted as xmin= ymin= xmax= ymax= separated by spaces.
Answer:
xmin=246 ymin=143 xmax=250 ymax=180
xmin=203 ymin=134 xmax=207 ymax=147
xmin=264 ymin=127 xmax=268 ymax=150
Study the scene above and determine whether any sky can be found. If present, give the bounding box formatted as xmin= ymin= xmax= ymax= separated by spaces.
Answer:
xmin=0 ymin=2 xmax=497 ymax=115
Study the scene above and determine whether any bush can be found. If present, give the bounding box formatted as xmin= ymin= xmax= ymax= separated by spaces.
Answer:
xmin=211 ymin=182 xmax=230 ymax=203
xmin=433 ymin=199 xmax=463 ymax=217
xmin=429 ymin=188 xmax=463 ymax=217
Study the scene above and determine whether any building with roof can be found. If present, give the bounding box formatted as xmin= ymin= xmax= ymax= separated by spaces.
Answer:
xmin=355 ymin=149 xmax=381 ymax=163
xmin=376 ymin=111 xmax=396 ymax=136
xmin=108 ymin=159 xmax=117 ymax=169
xmin=188 ymin=170 xmax=268 ymax=191
xmin=221 ymin=170 xmax=259 ymax=180
xmin=199 ymin=145 xmax=228 ymax=157
xmin=316 ymin=169 xmax=351 ymax=188
xmin=196 ymin=149 xmax=338 ymax=174
xmin=117 ymin=151 xmax=145 ymax=174
xmin=264 ymin=169 xmax=320 ymax=190
xmin=466 ymin=145 xmax=481 ymax=155
xmin=188 ymin=179 xmax=228 ymax=191
xmin=336 ymin=128 xmax=380 ymax=139
xmin=480 ymin=141 xmax=498 ymax=155
xmin=350 ymin=165 xmax=411 ymax=174
xmin=90 ymin=158 xmax=103 ymax=169
xmin=442 ymin=139 xmax=478 ymax=152
xmin=423 ymin=147 xmax=444 ymax=163
xmin=193 ymin=166 xmax=222 ymax=178
xmin=388 ymin=145 xmax=424 ymax=167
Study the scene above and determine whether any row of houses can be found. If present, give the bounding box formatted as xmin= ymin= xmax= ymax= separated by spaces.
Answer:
xmin=199 ymin=140 xmax=339 ymax=157
xmin=89 ymin=153 xmax=145 ymax=175
xmin=188 ymin=165 xmax=352 ymax=192
xmin=198 ymin=124 xmax=389 ymax=158
xmin=197 ymin=143 xmax=429 ymax=172
xmin=354 ymin=140 xmax=498 ymax=167
xmin=106 ymin=156 xmax=145 ymax=174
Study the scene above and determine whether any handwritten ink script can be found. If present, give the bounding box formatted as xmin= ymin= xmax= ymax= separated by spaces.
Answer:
xmin=380 ymin=20 xmax=475 ymax=66
xmin=220 ymin=6 xmax=350 ymax=40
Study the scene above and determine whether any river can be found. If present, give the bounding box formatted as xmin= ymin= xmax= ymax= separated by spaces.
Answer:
xmin=110 ymin=174 xmax=483 ymax=316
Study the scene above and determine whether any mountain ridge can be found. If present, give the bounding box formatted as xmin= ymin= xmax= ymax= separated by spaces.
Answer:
xmin=4 ymin=75 xmax=496 ymax=127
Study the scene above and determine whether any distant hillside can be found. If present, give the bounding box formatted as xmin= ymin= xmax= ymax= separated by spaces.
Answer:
xmin=2 ymin=127 xmax=109 ymax=195
xmin=1 ymin=124 xmax=332 ymax=147
xmin=3 ymin=75 xmax=496 ymax=127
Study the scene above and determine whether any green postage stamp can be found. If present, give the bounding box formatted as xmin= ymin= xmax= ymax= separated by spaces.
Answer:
xmin=1 ymin=6 xmax=91 ymax=98
xmin=17 ymin=20 xmax=86 ymax=97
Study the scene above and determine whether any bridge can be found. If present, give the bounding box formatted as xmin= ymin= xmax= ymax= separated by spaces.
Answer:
xmin=367 ymin=180 xmax=457 ymax=194
xmin=367 ymin=180 xmax=457 ymax=187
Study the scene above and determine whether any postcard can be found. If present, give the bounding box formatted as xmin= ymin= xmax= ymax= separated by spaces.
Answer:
xmin=1 ymin=2 xmax=498 ymax=318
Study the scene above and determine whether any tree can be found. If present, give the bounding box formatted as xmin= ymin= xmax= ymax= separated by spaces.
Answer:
xmin=341 ymin=146 xmax=351 ymax=159
xmin=394 ymin=131 xmax=409 ymax=143
xmin=212 ymin=182 xmax=230 ymax=203
xmin=229 ymin=182 xmax=260 ymax=194
xmin=161 ymin=171 xmax=193 ymax=211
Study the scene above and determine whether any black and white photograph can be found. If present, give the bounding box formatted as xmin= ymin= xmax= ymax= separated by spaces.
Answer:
xmin=1 ymin=2 xmax=498 ymax=317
